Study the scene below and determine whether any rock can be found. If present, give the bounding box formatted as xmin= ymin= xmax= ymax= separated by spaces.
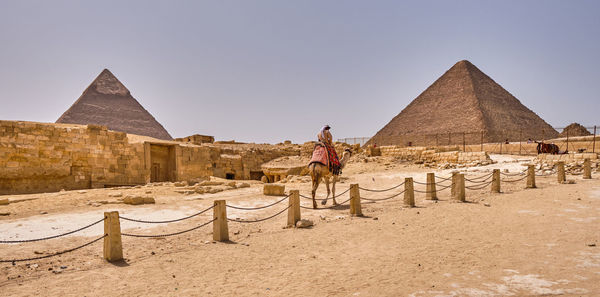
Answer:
xmin=40 ymin=211 xmax=48 ymax=214
xmin=260 ymin=176 xmax=268 ymax=183
xmin=60 ymin=266 xmax=67 ymax=269
xmin=108 ymin=192 xmax=122 ymax=198
xmin=145 ymin=190 xmax=153 ymax=194
xmin=91 ymin=202 xmax=102 ymax=207
xmin=208 ymin=188 xmax=223 ymax=194
xmin=483 ymin=203 xmax=491 ymax=207
xmin=199 ymin=180 xmax=224 ymax=186
xmin=174 ymin=181 xmax=188 ymax=187
xmin=226 ymin=181 xmax=236 ymax=188
xmin=263 ymin=184 xmax=285 ymax=196
xmin=0 ymin=212 xmax=10 ymax=216
xmin=143 ymin=197 xmax=156 ymax=204
xmin=238 ymin=183 xmax=250 ymax=188
xmin=194 ymin=187 xmax=205 ymax=194
xmin=30 ymin=264 xmax=38 ymax=269
xmin=373 ymin=217 xmax=379 ymax=220
xmin=562 ymin=180 xmax=576 ymax=184
xmin=296 ymin=219 xmax=314 ymax=228
xmin=77 ymin=190 xmax=87 ymax=194
xmin=174 ymin=190 xmax=196 ymax=195
xmin=0 ymin=198 xmax=9 ymax=205
xmin=123 ymin=196 xmax=145 ymax=205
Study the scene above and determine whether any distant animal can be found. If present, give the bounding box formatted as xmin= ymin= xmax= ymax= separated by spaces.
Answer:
xmin=308 ymin=146 xmax=352 ymax=209
xmin=534 ymin=141 xmax=560 ymax=154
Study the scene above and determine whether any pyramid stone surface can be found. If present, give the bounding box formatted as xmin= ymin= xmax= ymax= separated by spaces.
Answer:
xmin=369 ymin=60 xmax=557 ymax=146
xmin=558 ymin=123 xmax=591 ymax=137
xmin=57 ymin=69 xmax=172 ymax=140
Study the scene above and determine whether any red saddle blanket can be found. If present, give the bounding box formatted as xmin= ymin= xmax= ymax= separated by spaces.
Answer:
xmin=310 ymin=145 xmax=329 ymax=166
xmin=309 ymin=143 xmax=341 ymax=175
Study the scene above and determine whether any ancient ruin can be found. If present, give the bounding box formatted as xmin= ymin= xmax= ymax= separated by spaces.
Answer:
xmin=56 ymin=69 xmax=173 ymax=140
xmin=369 ymin=60 xmax=558 ymax=146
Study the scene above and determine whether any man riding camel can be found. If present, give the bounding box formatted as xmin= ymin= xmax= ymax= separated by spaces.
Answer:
xmin=317 ymin=125 xmax=341 ymax=174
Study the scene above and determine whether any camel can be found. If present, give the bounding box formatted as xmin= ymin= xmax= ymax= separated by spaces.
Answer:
xmin=308 ymin=148 xmax=352 ymax=209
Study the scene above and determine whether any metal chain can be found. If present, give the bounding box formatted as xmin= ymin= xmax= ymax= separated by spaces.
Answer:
xmin=501 ymin=175 xmax=529 ymax=183
xmin=465 ymin=180 xmax=493 ymax=190
xmin=436 ymin=175 xmax=452 ymax=181
xmin=299 ymin=188 xmax=351 ymax=200
xmin=299 ymin=197 xmax=353 ymax=210
xmin=500 ymin=171 xmax=526 ymax=177
xmin=121 ymin=218 xmax=216 ymax=238
xmin=0 ymin=235 xmax=106 ymax=263
xmin=359 ymin=181 xmax=405 ymax=193
xmin=119 ymin=205 xmax=215 ymax=224
xmin=0 ymin=218 xmax=105 ymax=244
xmin=360 ymin=190 xmax=406 ymax=202
xmin=464 ymin=173 xmax=494 ymax=183
xmin=226 ymin=195 xmax=289 ymax=210
xmin=228 ymin=205 xmax=291 ymax=223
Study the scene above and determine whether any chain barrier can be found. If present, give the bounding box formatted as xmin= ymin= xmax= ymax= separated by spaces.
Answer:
xmin=412 ymin=180 xmax=429 ymax=185
xmin=299 ymin=197 xmax=353 ymax=210
xmin=535 ymin=170 xmax=556 ymax=176
xmin=436 ymin=175 xmax=452 ymax=182
xmin=359 ymin=181 xmax=405 ymax=193
xmin=465 ymin=180 xmax=494 ymax=190
xmin=0 ymin=218 xmax=105 ymax=244
xmin=228 ymin=205 xmax=291 ymax=223
xmin=299 ymin=188 xmax=351 ymax=200
xmin=122 ymin=218 xmax=216 ymax=238
xmin=413 ymin=183 xmax=453 ymax=193
xmin=119 ymin=205 xmax=215 ymax=224
xmin=501 ymin=175 xmax=529 ymax=183
xmin=226 ymin=195 xmax=289 ymax=211
xmin=0 ymin=234 xmax=107 ymax=263
xmin=500 ymin=171 xmax=526 ymax=177
xmin=464 ymin=173 xmax=494 ymax=183
xmin=360 ymin=190 xmax=406 ymax=202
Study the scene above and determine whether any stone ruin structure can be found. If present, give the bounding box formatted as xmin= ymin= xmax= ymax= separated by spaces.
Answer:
xmin=56 ymin=69 xmax=173 ymax=140
xmin=368 ymin=60 xmax=558 ymax=146
xmin=0 ymin=120 xmax=302 ymax=195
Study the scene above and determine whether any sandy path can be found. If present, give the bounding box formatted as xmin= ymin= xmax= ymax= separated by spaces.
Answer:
xmin=1 ymin=159 xmax=599 ymax=296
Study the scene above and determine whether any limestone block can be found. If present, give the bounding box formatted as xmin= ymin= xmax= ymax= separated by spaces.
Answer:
xmin=264 ymin=184 xmax=285 ymax=196
xmin=123 ymin=196 xmax=144 ymax=205
xmin=143 ymin=197 xmax=155 ymax=204
xmin=0 ymin=198 xmax=8 ymax=205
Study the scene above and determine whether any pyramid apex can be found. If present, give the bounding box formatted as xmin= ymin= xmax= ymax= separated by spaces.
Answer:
xmin=88 ymin=69 xmax=129 ymax=96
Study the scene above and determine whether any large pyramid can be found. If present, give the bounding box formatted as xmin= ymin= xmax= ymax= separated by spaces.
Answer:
xmin=57 ymin=69 xmax=173 ymax=140
xmin=369 ymin=60 xmax=557 ymax=146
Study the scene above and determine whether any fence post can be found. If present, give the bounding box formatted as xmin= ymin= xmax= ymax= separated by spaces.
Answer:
xmin=453 ymin=174 xmax=466 ymax=202
xmin=593 ymin=126 xmax=597 ymax=153
xmin=491 ymin=169 xmax=500 ymax=193
xmin=526 ymin=165 xmax=536 ymax=188
xmin=287 ymin=190 xmax=301 ymax=227
xmin=451 ymin=171 xmax=458 ymax=198
xmin=213 ymin=200 xmax=229 ymax=242
xmin=403 ymin=177 xmax=415 ymax=207
xmin=103 ymin=211 xmax=123 ymax=262
xmin=566 ymin=130 xmax=569 ymax=152
xmin=426 ymin=173 xmax=437 ymax=200
xmin=583 ymin=159 xmax=592 ymax=179
xmin=480 ymin=131 xmax=484 ymax=152
xmin=462 ymin=132 xmax=466 ymax=152
xmin=557 ymin=161 xmax=566 ymax=183
xmin=519 ymin=129 xmax=522 ymax=155
xmin=349 ymin=184 xmax=362 ymax=216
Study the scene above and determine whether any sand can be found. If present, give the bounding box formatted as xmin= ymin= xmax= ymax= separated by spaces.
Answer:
xmin=0 ymin=155 xmax=598 ymax=296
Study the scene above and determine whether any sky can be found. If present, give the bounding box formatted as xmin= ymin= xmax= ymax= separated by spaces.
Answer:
xmin=0 ymin=0 xmax=599 ymax=144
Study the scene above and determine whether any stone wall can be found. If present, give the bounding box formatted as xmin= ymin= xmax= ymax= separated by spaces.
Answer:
xmin=0 ymin=121 xmax=302 ymax=195
xmin=0 ymin=121 xmax=147 ymax=194
xmin=379 ymin=145 xmax=490 ymax=164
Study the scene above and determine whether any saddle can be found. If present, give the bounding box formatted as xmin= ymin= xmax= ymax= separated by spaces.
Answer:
xmin=309 ymin=142 xmax=341 ymax=175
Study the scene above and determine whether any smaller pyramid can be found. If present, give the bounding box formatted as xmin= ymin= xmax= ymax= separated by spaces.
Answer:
xmin=57 ymin=69 xmax=172 ymax=140
xmin=559 ymin=123 xmax=591 ymax=137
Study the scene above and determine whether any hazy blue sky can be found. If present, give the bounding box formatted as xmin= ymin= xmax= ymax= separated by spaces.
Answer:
xmin=1 ymin=0 xmax=599 ymax=143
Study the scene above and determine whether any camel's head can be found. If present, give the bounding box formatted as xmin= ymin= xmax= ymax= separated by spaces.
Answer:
xmin=343 ymin=148 xmax=352 ymax=157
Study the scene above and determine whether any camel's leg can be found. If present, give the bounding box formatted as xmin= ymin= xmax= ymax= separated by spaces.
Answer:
xmin=311 ymin=168 xmax=319 ymax=209
xmin=332 ymin=175 xmax=338 ymax=205
xmin=321 ymin=176 xmax=331 ymax=205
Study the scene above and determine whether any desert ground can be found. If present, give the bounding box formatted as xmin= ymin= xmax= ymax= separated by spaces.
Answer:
xmin=0 ymin=154 xmax=598 ymax=296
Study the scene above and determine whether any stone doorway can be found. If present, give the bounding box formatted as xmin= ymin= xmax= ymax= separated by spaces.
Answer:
xmin=148 ymin=144 xmax=176 ymax=182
